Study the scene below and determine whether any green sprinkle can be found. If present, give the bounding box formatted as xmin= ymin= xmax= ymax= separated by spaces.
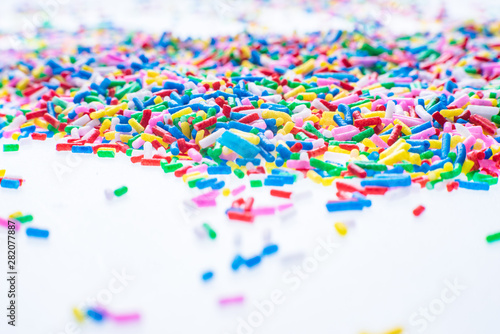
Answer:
xmin=250 ymin=180 xmax=263 ymax=187
xmin=97 ymin=150 xmax=115 ymax=158
xmin=16 ymin=214 xmax=33 ymax=223
xmin=486 ymin=232 xmax=500 ymax=243
xmin=114 ymin=186 xmax=128 ymax=197
xmin=162 ymin=162 xmax=183 ymax=173
xmin=234 ymin=169 xmax=245 ymax=179
xmin=202 ymin=223 xmax=217 ymax=239
xmin=3 ymin=144 xmax=19 ymax=152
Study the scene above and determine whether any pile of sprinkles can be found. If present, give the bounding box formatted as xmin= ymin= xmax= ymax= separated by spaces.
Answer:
xmin=2 ymin=18 xmax=500 ymax=330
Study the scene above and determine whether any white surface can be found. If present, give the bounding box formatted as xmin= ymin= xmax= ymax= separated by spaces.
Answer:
xmin=1 ymin=142 xmax=500 ymax=334
xmin=1 ymin=1 xmax=500 ymax=333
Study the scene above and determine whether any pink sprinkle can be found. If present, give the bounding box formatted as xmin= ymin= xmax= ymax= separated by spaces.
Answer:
xmin=330 ymin=94 xmax=359 ymax=106
xmin=286 ymin=160 xmax=312 ymax=169
xmin=192 ymin=190 xmax=219 ymax=202
xmin=252 ymin=207 xmax=276 ymax=216
xmin=187 ymin=164 xmax=208 ymax=174
xmin=0 ymin=217 xmax=21 ymax=231
xmin=123 ymin=110 xmax=135 ymax=117
xmin=370 ymin=134 xmax=388 ymax=148
xmin=334 ymin=129 xmax=359 ymax=141
xmin=192 ymin=199 xmax=217 ymax=207
xmin=393 ymin=114 xmax=425 ymax=127
xmin=219 ymin=296 xmax=245 ymax=306
xmin=112 ymin=313 xmax=141 ymax=323
xmin=462 ymin=135 xmax=476 ymax=152
xmin=410 ymin=127 xmax=436 ymax=140
xmin=277 ymin=203 xmax=294 ymax=211
xmin=231 ymin=185 xmax=246 ymax=196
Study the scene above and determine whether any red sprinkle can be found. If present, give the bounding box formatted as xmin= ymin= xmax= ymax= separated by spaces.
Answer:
xmin=413 ymin=205 xmax=426 ymax=217
xmin=270 ymin=189 xmax=292 ymax=199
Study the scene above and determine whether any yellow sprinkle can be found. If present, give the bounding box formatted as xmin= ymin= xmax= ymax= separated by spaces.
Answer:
xmin=428 ymin=140 xmax=442 ymax=149
xmin=129 ymin=118 xmax=145 ymax=133
xmin=283 ymin=121 xmax=295 ymax=134
xmin=222 ymin=188 xmax=231 ymax=196
xmin=379 ymin=138 xmax=406 ymax=159
xmin=196 ymin=110 xmax=207 ymax=120
xmin=54 ymin=132 xmax=66 ymax=140
xmin=262 ymin=110 xmax=292 ymax=123
xmin=473 ymin=139 xmax=483 ymax=151
xmin=97 ymin=147 xmax=116 ymax=153
xmin=34 ymin=118 xmax=49 ymax=129
xmin=330 ymin=146 xmax=351 ymax=154
xmin=99 ymin=119 xmax=111 ymax=134
xmin=440 ymin=108 xmax=464 ymax=118
xmin=32 ymin=66 xmax=44 ymax=78
xmin=409 ymin=153 xmax=421 ymax=165
xmin=140 ymin=133 xmax=156 ymax=142
xmin=104 ymin=103 xmax=127 ymax=117
xmin=462 ymin=159 xmax=474 ymax=175
xmin=172 ymin=107 xmax=193 ymax=120
xmin=393 ymin=119 xmax=412 ymax=136
xmin=450 ymin=135 xmax=464 ymax=149
xmin=443 ymin=162 xmax=453 ymax=172
xmin=361 ymin=138 xmax=376 ymax=148
xmin=153 ymin=95 xmax=163 ymax=104
xmin=182 ymin=171 xmax=200 ymax=182
xmin=379 ymin=148 xmax=409 ymax=165
xmin=0 ymin=169 xmax=5 ymax=178
xmin=229 ymin=129 xmax=260 ymax=145
xmin=180 ymin=122 xmax=191 ymax=139
xmin=331 ymin=90 xmax=348 ymax=101
xmin=303 ymin=115 xmax=319 ymax=124
xmin=120 ymin=134 xmax=133 ymax=143
xmin=90 ymin=110 xmax=105 ymax=120
xmin=8 ymin=211 xmax=23 ymax=219
xmin=334 ymin=222 xmax=348 ymax=236
xmin=299 ymin=92 xmax=317 ymax=101
xmin=72 ymin=308 xmax=85 ymax=323
xmin=147 ymin=70 xmax=159 ymax=77
xmin=356 ymin=101 xmax=372 ymax=110
xmin=195 ymin=129 xmax=205 ymax=146
xmin=427 ymin=170 xmax=439 ymax=181
xmin=284 ymin=85 xmax=305 ymax=100
xmin=321 ymin=176 xmax=335 ymax=186
xmin=104 ymin=131 xmax=116 ymax=141
xmin=307 ymin=170 xmax=323 ymax=184
xmin=384 ymin=327 xmax=403 ymax=334
xmin=20 ymin=120 xmax=35 ymax=128
xmin=293 ymin=58 xmax=315 ymax=75
xmin=363 ymin=111 xmax=385 ymax=118
xmin=16 ymin=78 xmax=30 ymax=90
xmin=381 ymin=123 xmax=394 ymax=133
xmin=12 ymin=133 xmax=20 ymax=140
xmin=363 ymin=83 xmax=382 ymax=91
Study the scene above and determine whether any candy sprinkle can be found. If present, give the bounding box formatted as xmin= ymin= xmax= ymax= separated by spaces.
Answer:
xmin=413 ymin=205 xmax=426 ymax=217
xmin=486 ymin=232 xmax=500 ymax=243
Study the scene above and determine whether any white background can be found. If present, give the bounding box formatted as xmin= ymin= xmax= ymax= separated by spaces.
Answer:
xmin=1 ymin=1 xmax=500 ymax=334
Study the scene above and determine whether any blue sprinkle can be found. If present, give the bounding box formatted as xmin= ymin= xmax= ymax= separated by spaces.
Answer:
xmin=202 ymin=271 xmax=214 ymax=281
xmin=26 ymin=227 xmax=49 ymax=238
xmin=245 ymin=255 xmax=262 ymax=268
xmin=262 ymin=244 xmax=279 ymax=256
